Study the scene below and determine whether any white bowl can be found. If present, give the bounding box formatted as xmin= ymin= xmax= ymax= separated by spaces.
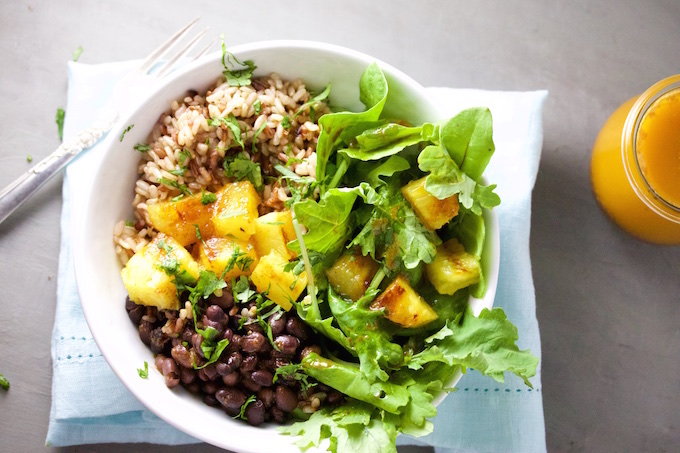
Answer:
xmin=73 ymin=41 xmax=499 ymax=452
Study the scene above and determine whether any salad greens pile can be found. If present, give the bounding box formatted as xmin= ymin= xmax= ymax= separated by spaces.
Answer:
xmin=274 ymin=62 xmax=538 ymax=452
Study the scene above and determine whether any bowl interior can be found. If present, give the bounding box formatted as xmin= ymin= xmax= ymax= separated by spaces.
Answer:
xmin=73 ymin=41 xmax=499 ymax=452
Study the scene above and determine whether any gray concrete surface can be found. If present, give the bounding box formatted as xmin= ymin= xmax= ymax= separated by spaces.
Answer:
xmin=1 ymin=0 xmax=679 ymax=452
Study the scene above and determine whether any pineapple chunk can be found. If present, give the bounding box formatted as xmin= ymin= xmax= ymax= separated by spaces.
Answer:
xmin=196 ymin=236 xmax=258 ymax=280
xmin=250 ymin=250 xmax=307 ymax=311
xmin=326 ymin=252 xmax=380 ymax=301
xmin=371 ymin=275 xmax=438 ymax=328
xmin=147 ymin=193 xmax=213 ymax=246
xmin=211 ymin=181 xmax=261 ymax=241
xmin=253 ymin=210 xmax=297 ymax=259
xmin=401 ymin=177 xmax=460 ymax=230
xmin=121 ymin=234 xmax=200 ymax=310
xmin=425 ymin=238 xmax=480 ymax=295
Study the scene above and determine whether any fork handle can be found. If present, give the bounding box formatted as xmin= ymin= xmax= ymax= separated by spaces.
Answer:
xmin=0 ymin=117 xmax=116 ymax=224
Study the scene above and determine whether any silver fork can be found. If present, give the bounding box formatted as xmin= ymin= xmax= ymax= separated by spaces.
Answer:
xmin=0 ymin=18 xmax=213 ymax=225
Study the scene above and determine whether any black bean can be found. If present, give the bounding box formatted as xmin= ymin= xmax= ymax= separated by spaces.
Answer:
xmin=226 ymin=334 xmax=241 ymax=353
xmin=327 ymin=390 xmax=344 ymax=405
xmin=150 ymin=327 xmax=170 ymax=354
xmin=179 ymin=366 xmax=196 ymax=385
xmin=208 ymin=290 xmax=234 ymax=309
xmin=125 ymin=296 xmax=136 ymax=312
xmin=222 ymin=371 xmax=239 ymax=387
xmin=269 ymin=313 xmax=287 ymax=336
xmin=198 ymin=364 xmax=218 ymax=382
xmin=258 ymin=388 xmax=274 ymax=408
xmin=201 ymin=316 xmax=223 ymax=337
xmin=251 ymin=369 xmax=274 ymax=387
xmin=215 ymin=388 xmax=247 ymax=411
xmin=270 ymin=406 xmax=286 ymax=423
xmin=202 ymin=379 xmax=221 ymax=395
xmin=300 ymin=345 xmax=321 ymax=359
xmin=286 ymin=317 xmax=310 ymax=341
xmin=165 ymin=374 xmax=180 ymax=388
xmin=203 ymin=394 xmax=220 ymax=407
xmin=138 ymin=321 xmax=153 ymax=346
xmin=171 ymin=343 xmax=193 ymax=369
xmin=222 ymin=328 xmax=233 ymax=342
xmin=216 ymin=352 xmax=241 ymax=376
xmin=181 ymin=328 xmax=193 ymax=344
xmin=161 ymin=357 xmax=178 ymax=377
xmin=245 ymin=399 xmax=266 ymax=426
xmin=184 ymin=381 xmax=201 ymax=394
xmin=192 ymin=333 xmax=205 ymax=358
xmin=206 ymin=305 xmax=227 ymax=324
xmin=274 ymin=335 xmax=300 ymax=356
xmin=275 ymin=385 xmax=298 ymax=413
xmin=128 ymin=305 xmax=145 ymax=325
xmin=241 ymin=331 xmax=265 ymax=354
xmin=242 ymin=376 xmax=262 ymax=393
xmin=241 ymin=355 xmax=258 ymax=372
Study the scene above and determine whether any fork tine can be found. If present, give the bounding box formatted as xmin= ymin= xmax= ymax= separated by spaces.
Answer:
xmin=155 ymin=27 xmax=210 ymax=77
xmin=138 ymin=17 xmax=200 ymax=73
xmin=193 ymin=38 xmax=217 ymax=60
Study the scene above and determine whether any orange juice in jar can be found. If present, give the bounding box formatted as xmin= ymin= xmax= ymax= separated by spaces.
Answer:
xmin=591 ymin=75 xmax=680 ymax=244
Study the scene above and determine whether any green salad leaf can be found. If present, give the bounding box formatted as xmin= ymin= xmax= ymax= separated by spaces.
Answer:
xmin=440 ymin=107 xmax=495 ymax=182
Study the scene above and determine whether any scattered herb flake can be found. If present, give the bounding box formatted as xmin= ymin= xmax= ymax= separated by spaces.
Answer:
xmin=281 ymin=115 xmax=291 ymax=130
xmin=0 ymin=373 xmax=9 ymax=390
xmin=73 ymin=45 xmax=83 ymax=62
xmin=120 ymin=124 xmax=134 ymax=142
xmin=137 ymin=361 xmax=148 ymax=379
xmin=234 ymin=394 xmax=257 ymax=420
xmin=125 ymin=220 xmax=134 ymax=227
xmin=178 ymin=149 xmax=191 ymax=165
xmin=201 ymin=190 xmax=217 ymax=205
xmin=221 ymin=34 xmax=257 ymax=87
xmin=157 ymin=177 xmax=193 ymax=196
xmin=56 ymin=108 xmax=65 ymax=141
xmin=252 ymin=122 xmax=267 ymax=153
xmin=253 ymin=99 xmax=262 ymax=115
xmin=134 ymin=143 xmax=151 ymax=153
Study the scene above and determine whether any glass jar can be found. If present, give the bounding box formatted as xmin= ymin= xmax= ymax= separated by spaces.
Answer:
xmin=591 ymin=75 xmax=680 ymax=244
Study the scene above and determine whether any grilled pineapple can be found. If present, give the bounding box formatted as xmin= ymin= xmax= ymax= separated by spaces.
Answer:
xmin=250 ymin=250 xmax=307 ymax=311
xmin=371 ymin=275 xmax=438 ymax=328
xmin=211 ymin=181 xmax=261 ymax=241
xmin=425 ymin=238 xmax=480 ymax=295
xmin=121 ymin=234 xmax=200 ymax=310
xmin=326 ymin=252 xmax=380 ymax=301
xmin=146 ymin=193 xmax=213 ymax=246
xmin=196 ymin=236 xmax=258 ymax=280
xmin=401 ymin=177 xmax=460 ymax=230
xmin=253 ymin=210 xmax=297 ymax=259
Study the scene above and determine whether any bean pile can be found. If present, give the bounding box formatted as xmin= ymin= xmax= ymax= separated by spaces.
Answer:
xmin=126 ymin=289 xmax=343 ymax=426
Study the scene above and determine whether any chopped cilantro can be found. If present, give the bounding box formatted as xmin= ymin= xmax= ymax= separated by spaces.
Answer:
xmin=125 ymin=220 xmax=134 ymax=227
xmin=294 ymin=83 xmax=331 ymax=118
xmin=233 ymin=394 xmax=257 ymax=420
xmin=281 ymin=115 xmax=291 ymax=130
xmin=232 ymin=276 xmax=257 ymax=304
xmin=168 ymin=167 xmax=186 ymax=176
xmin=273 ymin=363 xmax=315 ymax=392
xmin=221 ymin=34 xmax=257 ymax=87
xmin=120 ymin=124 xmax=134 ymax=142
xmin=225 ymin=244 xmax=254 ymax=273
xmin=252 ymin=121 xmax=267 ymax=153
xmin=137 ymin=361 xmax=148 ymax=379
xmin=200 ymin=190 xmax=217 ymax=205
xmin=134 ymin=143 xmax=151 ymax=153
xmin=253 ymin=99 xmax=262 ymax=115
xmin=72 ymin=45 xmax=83 ymax=62
xmin=223 ymin=152 xmax=263 ymax=190
xmin=157 ymin=177 xmax=193 ymax=196
xmin=178 ymin=149 xmax=191 ymax=165
xmin=56 ymin=108 xmax=65 ymax=141
xmin=208 ymin=115 xmax=244 ymax=149
xmin=193 ymin=224 xmax=206 ymax=247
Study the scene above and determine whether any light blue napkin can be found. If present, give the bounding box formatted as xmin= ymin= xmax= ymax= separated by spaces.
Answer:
xmin=47 ymin=61 xmax=548 ymax=452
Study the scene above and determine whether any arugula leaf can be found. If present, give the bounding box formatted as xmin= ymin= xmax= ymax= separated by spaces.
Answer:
xmin=408 ymin=306 xmax=539 ymax=387
xmin=223 ymin=152 xmax=263 ymax=190
xmin=137 ymin=361 xmax=148 ymax=379
xmin=340 ymin=123 xmax=438 ymax=161
xmin=220 ymin=35 xmax=257 ymax=87
xmin=315 ymin=63 xmax=388 ymax=191
xmin=56 ymin=108 xmax=65 ymax=141
xmin=279 ymin=399 xmax=398 ymax=453
xmin=418 ymin=145 xmax=500 ymax=216
xmin=365 ymin=155 xmax=410 ymax=187
xmin=440 ymin=107 xmax=495 ymax=182
xmin=120 ymin=124 xmax=134 ymax=142
xmin=0 ymin=373 xmax=9 ymax=390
